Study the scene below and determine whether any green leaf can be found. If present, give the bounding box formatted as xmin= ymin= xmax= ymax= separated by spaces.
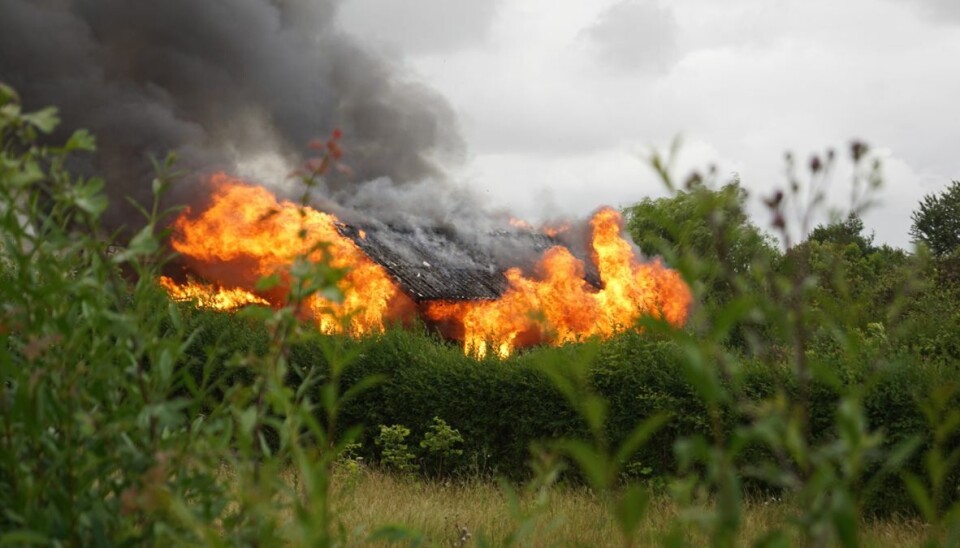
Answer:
xmin=614 ymin=412 xmax=670 ymax=467
xmin=0 ymin=83 xmax=19 ymax=106
xmin=710 ymin=295 xmax=755 ymax=338
xmin=680 ymin=344 xmax=723 ymax=404
xmin=113 ymin=224 xmax=158 ymax=262
xmin=0 ymin=102 xmax=22 ymax=124
xmin=554 ymin=439 xmax=609 ymax=490
xmin=258 ymin=431 xmax=272 ymax=457
xmin=902 ymin=472 xmax=934 ymax=521
xmin=614 ymin=484 xmax=650 ymax=539
xmin=157 ymin=348 xmax=173 ymax=385
xmin=340 ymin=374 xmax=385 ymax=405
xmin=238 ymin=407 xmax=258 ymax=441
xmin=167 ymin=302 xmax=182 ymax=331
xmin=674 ymin=435 xmax=710 ymax=471
xmin=881 ymin=436 xmax=922 ymax=473
xmin=152 ymin=176 xmax=166 ymax=196
xmin=64 ymin=129 xmax=96 ymax=152
xmin=8 ymin=161 xmax=44 ymax=187
xmin=129 ymin=223 xmax=158 ymax=253
xmin=21 ymin=107 xmax=59 ymax=133
xmin=73 ymin=178 xmax=108 ymax=215
xmin=831 ymin=489 xmax=859 ymax=548
xmin=580 ymin=394 xmax=608 ymax=436
xmin=0 ymin=530 xmax=48 ymax=546
xmin=75 ymin=194 xmax=108 ymax=216
xmin=255 ymin=273 xmax=282 ymax=292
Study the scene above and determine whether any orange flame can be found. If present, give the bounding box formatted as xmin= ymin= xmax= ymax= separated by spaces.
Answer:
xmin=158 ymin=275 xmax=268 ymax=310
xmin=165 ymin=173 xmax=413 ymax=335
xmin=425 ymin=208 xmax=691 ymax=358
xmin=160 ymin=175 xmax=691 ymax=357
xmin=508 ymin=217 xmax=534 ymax=230
xmin=542 ymin=222 xmax=571 ymax=238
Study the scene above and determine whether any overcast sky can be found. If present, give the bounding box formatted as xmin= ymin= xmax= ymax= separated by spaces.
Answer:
xmin=337 ymin=0 xmax=960 ymax=248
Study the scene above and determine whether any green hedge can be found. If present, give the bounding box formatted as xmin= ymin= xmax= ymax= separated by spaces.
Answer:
xmin=177 ymin=306 xmax=958 ymax=515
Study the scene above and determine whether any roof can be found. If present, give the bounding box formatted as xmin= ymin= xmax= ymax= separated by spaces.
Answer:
xmin=337 ymin=223 xmax=599 ymax=301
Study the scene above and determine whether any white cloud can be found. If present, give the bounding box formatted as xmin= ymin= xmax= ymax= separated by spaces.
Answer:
xmin=337 ymin=0 xmax=501 ymax=54
xmin=583 ymin=0 xmax=680 ymax=73
xmin=460 ymin=138 xmax=739 ymax=224
xmin=906 ymin=0 xmax=960 ymax=23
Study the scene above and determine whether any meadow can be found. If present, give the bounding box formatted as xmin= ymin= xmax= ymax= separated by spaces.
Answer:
xmin=327 ymin=468 xmax=929 ymax=546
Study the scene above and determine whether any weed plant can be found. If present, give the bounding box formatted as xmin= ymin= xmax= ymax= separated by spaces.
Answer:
xmin=0 ymin=84 xmax=381 ymax=545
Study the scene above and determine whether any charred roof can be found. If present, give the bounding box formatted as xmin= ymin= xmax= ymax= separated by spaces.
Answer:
xmin=337 ymin=223 xmax=601 ymax=302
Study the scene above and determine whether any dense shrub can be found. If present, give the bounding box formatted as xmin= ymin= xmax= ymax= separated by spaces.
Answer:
xmin=170 ymin=308 xmax=958 ymax=515
xmin=1 ymin=86 xmax=385 ymax=545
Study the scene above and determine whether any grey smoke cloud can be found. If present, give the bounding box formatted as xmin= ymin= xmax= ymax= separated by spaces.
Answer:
xmin=0 ymin=0 xmax=464 ymax=228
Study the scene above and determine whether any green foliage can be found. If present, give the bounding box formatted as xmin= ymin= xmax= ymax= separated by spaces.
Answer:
xmin=221 ymin=327 xmax=941 ymax=516
xmin=0 ymin=84 xmax=194 ymax=543
xmin=625 ymin=180 xmax=779 ymax=282
xmin=612 ymin=141 xmax=959 ymax=545
xmin=883 ymin=248 xmax=960 ymax=365
xmin=809 ymin=213 xmax=874 ymax=254
xmin=0 ymin=85 xmax=374 ymax=545
xmin=420 ymin=417 xmax=464 ymax=476
xmin=911 ymin=180 xmax=960 ymax=257
xmin=376 ymin=424 xmax=417 ymax=474
xmin=902 ymin=384 xmax=960 ymax=538
xmin=421 ymin=417 xmax=465 ymax=457
xmin=169 ymin=301 xmax=958 ymax=523
xmin=785 ymin=215 xmax=916 ymax=336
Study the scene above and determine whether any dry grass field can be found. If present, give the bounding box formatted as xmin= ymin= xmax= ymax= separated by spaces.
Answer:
xmin=328 ymin=468 xmax=929 ymax=546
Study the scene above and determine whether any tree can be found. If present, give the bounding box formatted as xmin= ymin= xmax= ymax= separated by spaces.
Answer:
xmin=788 ymin=228 xmax=910 ymax=332
xmin=910 ymin=180 xmax=960 ymax=257
xmin=625 ymin=181 xmax=780 ymax=293
xmin=808 ymin=213 xmax=874 ymax=255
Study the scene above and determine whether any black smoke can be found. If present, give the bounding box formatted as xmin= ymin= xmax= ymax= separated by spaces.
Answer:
xmin=0 ymin=0 xmax=463 ymax=228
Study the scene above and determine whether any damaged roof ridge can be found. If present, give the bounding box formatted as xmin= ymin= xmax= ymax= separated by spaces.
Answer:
xmin=336 ymin=221 xmax=600 ymax=303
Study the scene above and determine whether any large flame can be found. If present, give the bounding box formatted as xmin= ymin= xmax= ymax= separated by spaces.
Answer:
xmin=425 ymin=208 xmax=691 ymax=358
xmin=160 ymin=174 xmax=691 ymax=357
xmin=165 ymin=173 xmax=414 ymax=335
xmin=158 ymin=276 xmax=269 ymax=310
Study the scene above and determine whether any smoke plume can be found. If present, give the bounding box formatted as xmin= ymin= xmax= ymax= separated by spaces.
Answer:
xmin=0 ymin=0 xmax=464 ymax=228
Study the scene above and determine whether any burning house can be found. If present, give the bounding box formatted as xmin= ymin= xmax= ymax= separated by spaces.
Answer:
xmin=1 ymin=1 xmax=692 ymax=357
xmin=160 ymin=174 xmax=692 ymax=358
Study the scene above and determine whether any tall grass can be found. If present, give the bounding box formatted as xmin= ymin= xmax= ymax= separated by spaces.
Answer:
xmin=329 ymin=468 xmax=928 ymax=546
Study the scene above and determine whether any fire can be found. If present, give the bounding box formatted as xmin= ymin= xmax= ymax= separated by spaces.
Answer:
xmin=508 ymin=217 xmax=534 ymax=230
xmin=542 ymin=222 xmax=571 ymax=238
xmin=160 ymin=175 xmax=691 ymax=358
xmin=425 ymin=208 xmax=691 ymax=358
xmin=158 ymin=276 xmax=268 ymax=310
xmin=164 ymin=172 xmax=413 ymax=335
